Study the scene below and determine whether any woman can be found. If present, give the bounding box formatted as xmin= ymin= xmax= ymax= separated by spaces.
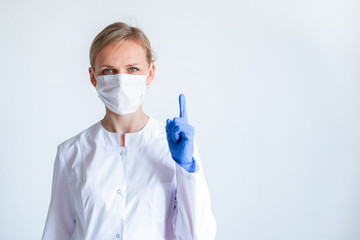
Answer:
xmin=42 ymin=22 xmax=216 ymax=240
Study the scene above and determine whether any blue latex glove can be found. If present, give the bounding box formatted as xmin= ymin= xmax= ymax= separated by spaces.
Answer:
xmin=166 ymin=94 xmax=199 ymax=173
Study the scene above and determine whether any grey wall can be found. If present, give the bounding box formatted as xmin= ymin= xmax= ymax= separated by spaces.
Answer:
xmin=0 ymin=0 xmax=359 ymax=239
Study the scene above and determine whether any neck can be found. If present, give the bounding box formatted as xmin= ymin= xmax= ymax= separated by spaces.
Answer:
xmin=100 ymin=105 xmax=150 ymax=135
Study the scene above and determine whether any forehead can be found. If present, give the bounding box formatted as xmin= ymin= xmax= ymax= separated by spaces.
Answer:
xmin=95 ymin=40 xmax=147 ymax=66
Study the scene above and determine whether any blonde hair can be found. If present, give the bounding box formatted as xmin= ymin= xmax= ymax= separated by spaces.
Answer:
xmin=89 ymin=22 xmax=156 ymax=70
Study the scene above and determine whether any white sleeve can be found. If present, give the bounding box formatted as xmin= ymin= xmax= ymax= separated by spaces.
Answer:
xmin=42 ymin=145 xmax=75 ymax=240
xmin=173 ymin=140 xmax=217 ymax=240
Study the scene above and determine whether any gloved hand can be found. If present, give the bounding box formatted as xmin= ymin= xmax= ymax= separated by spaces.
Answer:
xmin=166 ymin=93 xmax=199 ymax=173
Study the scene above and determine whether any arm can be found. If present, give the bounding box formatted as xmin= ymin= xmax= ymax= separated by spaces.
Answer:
xmin=42 ymin=145 xmax=75 ymax=240
xmin=166 ymin=94 xmax=216 ymax=239
xmin=173 ymin=140 xmax=217 ymax=240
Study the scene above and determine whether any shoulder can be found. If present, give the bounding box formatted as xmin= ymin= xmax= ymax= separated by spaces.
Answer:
xmin=57 ymin=121 xmax=100 ymax=156
xmin=149 ymin=117 xmax=166 ymax=130
xmin=148 ymin=117 xmax=167 ymax=138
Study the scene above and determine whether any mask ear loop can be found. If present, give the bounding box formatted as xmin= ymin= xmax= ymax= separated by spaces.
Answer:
xmin=91 ymin=67 xmax=99 ymax=90
xmin=91 ymin=67 xmax=98 ymax=78
xmin=146 ymin=63 xmax=153 ymax=89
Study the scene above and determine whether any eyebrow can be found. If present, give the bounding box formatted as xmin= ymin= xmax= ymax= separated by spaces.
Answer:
xmin=124 ymin=63 xmax=143 ymax=67
xmin=98 ymin=64 xmax=115 ymax=68
xmin=98 ymin=63 xmax=143 ymax=68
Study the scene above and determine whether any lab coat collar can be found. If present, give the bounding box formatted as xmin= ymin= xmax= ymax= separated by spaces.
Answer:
xmin=97 ymin=117 xmax=155 ymax=149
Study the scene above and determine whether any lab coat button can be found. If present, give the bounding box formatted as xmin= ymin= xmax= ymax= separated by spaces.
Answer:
xmin=116 ymin=233 xmax=120 ymax=238
xmin=120 ymin=151 xmax=124 ymax=155
xmin=117 ymin=189 xmax=122 ymax=195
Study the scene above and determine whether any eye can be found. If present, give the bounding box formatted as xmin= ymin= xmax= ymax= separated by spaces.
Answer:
xmin=128 ymin=67 xmax=139 ymax=73
xmin=102 ymin=69 xmax=114 ymax=74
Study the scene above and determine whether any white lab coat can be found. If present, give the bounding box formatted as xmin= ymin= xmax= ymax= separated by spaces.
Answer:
xmin=42 ymin=117 xmax=216 ymax=240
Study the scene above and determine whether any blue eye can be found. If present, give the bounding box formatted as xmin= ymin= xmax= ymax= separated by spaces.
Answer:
xmin=103 ymin=69 xmax=113 ymax=74
xmin=129 ymin=67 xmax=138 ymax=72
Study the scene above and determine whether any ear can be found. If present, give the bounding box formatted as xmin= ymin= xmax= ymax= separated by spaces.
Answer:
xmin=146 ymin=63 xmax=155 ymax=87
xmin=88 ymin=67 xmax=97 ymax=87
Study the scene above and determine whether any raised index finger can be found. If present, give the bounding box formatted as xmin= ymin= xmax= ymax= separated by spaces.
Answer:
xmin=179 ymin=93 xmax=188 ymax=121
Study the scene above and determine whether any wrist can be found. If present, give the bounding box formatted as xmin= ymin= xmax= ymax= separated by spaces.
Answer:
xmin=175 ymin=157 xmax=199 ymax=173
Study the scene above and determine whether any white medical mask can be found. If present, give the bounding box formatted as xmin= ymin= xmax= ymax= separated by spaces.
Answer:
xmin=93 ymin=65 xmax=151 ymax=115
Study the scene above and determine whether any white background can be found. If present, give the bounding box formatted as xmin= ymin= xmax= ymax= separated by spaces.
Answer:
xmin=0 ymin=0 xmax=359 ymax=239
